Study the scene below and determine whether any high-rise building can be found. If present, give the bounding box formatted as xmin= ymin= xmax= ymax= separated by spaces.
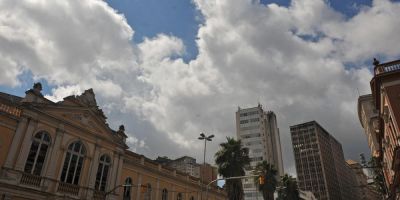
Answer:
xmin=236 ymin=105 xmax=284 ymax=200
xmin=360 ymin=58 xmax=400 ymax=199
xmin=290 ymin=121 xmax=359 ymax=200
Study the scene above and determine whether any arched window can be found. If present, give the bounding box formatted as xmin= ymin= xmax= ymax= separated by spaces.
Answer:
xmin=24 ymin=131 xmax=51 ymax=175
xmin=144 ymin=183 xmax=152 ymax=200
xmin=162 ymin=188 xmax=168 ymax=200
xmin=123 ymin=177 xmax=132 ymax=200
xmin=177 ymin=193 xmax=183 ymax=200
xmin=95 ymin=155 xmax=111 ymax=191
xmin=60 ymin=141 xmax=85 ymax=185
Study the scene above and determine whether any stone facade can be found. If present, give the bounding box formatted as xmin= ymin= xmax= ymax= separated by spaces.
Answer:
xmin=358 ymin=94 xmax=380 ymax=158
xmin=0 ymin=84 xmax=226 ymax=200
xmin=361 ymin=59 xmax=400 ymax=200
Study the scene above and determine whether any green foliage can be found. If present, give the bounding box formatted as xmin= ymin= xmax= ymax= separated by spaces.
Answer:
xmin=253 ymin=161 xmax=278 ymax=200
xmin=215 ymin=137 xmax=250 ymax=200
xmin=368 ymin=157 xmax=388 ymax=196
xmin=277 ymin=174 xmax=300 ymax=200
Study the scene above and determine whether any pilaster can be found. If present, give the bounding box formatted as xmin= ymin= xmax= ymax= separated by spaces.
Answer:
xmin=156 ymin=178 xmax=160 ymax=200
xmin=44 ymin=127 xmax=64 ymax=178
xmin=3 ymin=117 xmax=28 ymax=169
xmin=136 ymin=173 xmax=142 ymax=200
xmin=43 ymin=127 xmax=64 ymax=192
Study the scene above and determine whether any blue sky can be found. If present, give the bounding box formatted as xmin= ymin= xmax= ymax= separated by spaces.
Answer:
xmin=106 ymin=0 xmax=375 ymax=61
xmin=0 ymin=0 xmax=387 ymax=99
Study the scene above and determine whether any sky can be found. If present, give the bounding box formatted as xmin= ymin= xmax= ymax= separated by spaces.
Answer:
xmin=1 ymin=0 xmax=400 ymax=176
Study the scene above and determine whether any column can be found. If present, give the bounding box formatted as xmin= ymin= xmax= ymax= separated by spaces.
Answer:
xmin=172 ymin=185 xmax=175 ymax=200
xmin=136 ymin=173 xmax=142 ymax=200
xmin=15 ymin=119 xmax=37 ymax=171
xmin=3 ymin=117 xmax=28 ymax=169
xmin=44 ymin=128 xmax=64 ymax=178
xmin=115 ymin=154 xmax=123 ymax=188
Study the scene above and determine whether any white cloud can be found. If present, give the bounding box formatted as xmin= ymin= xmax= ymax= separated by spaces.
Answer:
xmin=0 ymin=0 xmax=399 ymax=172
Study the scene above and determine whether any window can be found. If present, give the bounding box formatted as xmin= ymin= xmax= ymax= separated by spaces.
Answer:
xmin=24 ymin=131 xmax=51 ymax=175
xmin=95 ymin=155 xmax=111 ymax=191
xmin=123 ymin=177 xmax=132 ymax=200
xmin=162 ymin=188 xmax=168 ymax=200
xmin=144 ymin=183 xmax=152 ymax=200
xmin=177 ymin=193 xmax=183 ymax=200
xmin=60 ymin=141 xmax=85 ymax=185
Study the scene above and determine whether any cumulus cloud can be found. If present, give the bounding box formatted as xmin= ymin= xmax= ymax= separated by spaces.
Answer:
xmin=1 ymin=0 xmax=400 ymax=175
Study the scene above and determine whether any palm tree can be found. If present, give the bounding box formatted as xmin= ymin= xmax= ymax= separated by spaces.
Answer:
xmin=215 ymin=137 xmax=250 ymax=200
xmin=253 ymin=161 xmax=278 ymax=200
xmin=277 ymin=174 xmax=300 ymax=200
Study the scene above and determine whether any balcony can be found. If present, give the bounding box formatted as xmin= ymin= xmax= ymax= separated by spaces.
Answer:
xmin=20 ymin=173 xmax=42 ymax=188
xmin=374 ymin=60 xmax=400 ymax=75
xmin=57 ymin=182 xmax=80 ymax=196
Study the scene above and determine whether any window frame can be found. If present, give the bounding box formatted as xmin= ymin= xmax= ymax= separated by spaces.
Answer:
xmin=24 ymin=131 xmax=51 ymax=176
xmin=60 ymin=141 xmax=86 ymax=185
xmin=95 ymin=154 xmax=112 ymax=191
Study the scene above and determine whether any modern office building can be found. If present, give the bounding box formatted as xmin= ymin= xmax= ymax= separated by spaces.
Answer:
xmin=290 ymin=121 xmax=359 ymax=200
xmin=236 ymin=105 xmax=284 ymax=200
xmin=360 ymin=58 xmax=400 ymax=199
xmin=0 ymin=83 xmax=226 ymax=200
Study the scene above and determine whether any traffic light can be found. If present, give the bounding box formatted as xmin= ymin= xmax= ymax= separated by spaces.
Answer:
xmin=259 ymin=175 xmax=265 ymax=185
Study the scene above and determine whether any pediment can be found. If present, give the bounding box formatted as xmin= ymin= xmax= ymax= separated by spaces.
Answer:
xmin=23 ymin=87 xmax=127 ymax=147
xmin=41 ymin=106 xmax=114 ymax=141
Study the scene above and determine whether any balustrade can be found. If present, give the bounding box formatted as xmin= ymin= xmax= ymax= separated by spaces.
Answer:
xmin=57 ymin=182 xmax=80 ymax=196
xmin=20 ymin=173 xmax=41 ymax=188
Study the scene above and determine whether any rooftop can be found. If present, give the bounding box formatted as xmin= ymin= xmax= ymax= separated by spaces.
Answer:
xmin=374 ymin=59 xmax=400 ymax=76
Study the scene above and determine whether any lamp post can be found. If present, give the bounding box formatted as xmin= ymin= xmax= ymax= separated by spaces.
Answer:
xmin=198 ymin=132 xmax=214 ymax=200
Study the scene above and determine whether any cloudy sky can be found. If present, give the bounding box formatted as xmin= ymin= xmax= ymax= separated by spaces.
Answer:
xmin=1 ymin=0 xmax=400 ymax=175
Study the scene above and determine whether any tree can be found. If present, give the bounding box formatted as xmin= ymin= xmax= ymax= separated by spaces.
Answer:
xmin=277 ymin=174 xmax=300 ymax=200
xmin=368 ymin=157 xmax=387 ymax=196
xmin=253 ymin=161 xmax=278 ymax=200
xmin=215 ymin=137 xmax=250 ymax=200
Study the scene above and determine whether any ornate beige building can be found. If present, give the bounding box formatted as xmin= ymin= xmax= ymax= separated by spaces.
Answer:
xmin=0 ymin=83 xmax=226 ymax=200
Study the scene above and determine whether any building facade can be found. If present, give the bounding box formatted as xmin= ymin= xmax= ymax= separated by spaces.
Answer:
xmin=346 ymin=160 xmax=381 ymax=200
xmin=165 ymin=156 xmax=201 ymax=178
xmin=155 ymin=156 xmax=218 ymax=186
xmin=290 ymin=121 xmax=359 ymax=200
xmin=0 ymin=84 xmax=226 ymax=200
xmin=235 ymin=105 xmax=284 ymax=200
xmin=361 ymin=59 xmax=400 ymax=199
xmin=358 ymin=94 xmax=380 ymax=158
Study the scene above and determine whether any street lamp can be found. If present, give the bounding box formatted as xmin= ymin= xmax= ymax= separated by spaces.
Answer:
xmin=198 ymin=132 xmax=214 ymax=200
